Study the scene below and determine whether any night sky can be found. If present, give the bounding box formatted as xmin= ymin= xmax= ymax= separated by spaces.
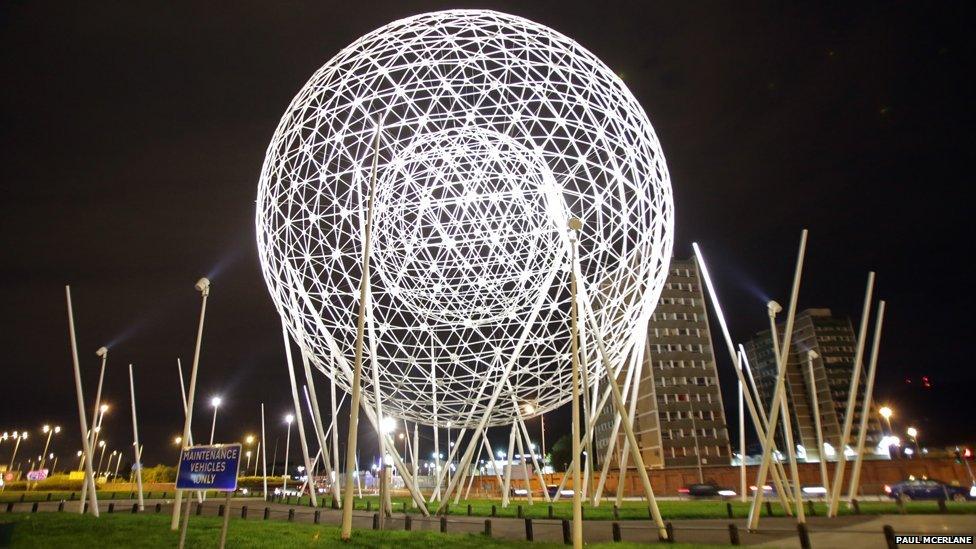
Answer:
xmin=1 ymin=1 xmax=972 ymax=470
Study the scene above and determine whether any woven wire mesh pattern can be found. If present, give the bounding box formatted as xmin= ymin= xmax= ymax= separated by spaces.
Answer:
xmin=256 ymin=9 xmax=673 ymax=428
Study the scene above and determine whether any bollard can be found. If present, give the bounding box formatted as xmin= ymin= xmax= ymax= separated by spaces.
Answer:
xmin=372 ymin=513 xmax=379 ymax=530
xmin=548 ymin=504 xmax=554 ymax=519
xmin=131 ymin=503 xmax=139 ymax=514
xmin=241 ymin=505 xmax=248 ymax=519
xmin=612 ymin=522 xmax=622 ymax=542
xmin=467 ymin=504 xmax=472 ymax=516
xmin=288 ymin=508 xmax=295 ymax=522
xmin=524 ymin=517 xmax=534 ymax=541
xmin=491 ymin=504 xmax=497 ymax=517
xmin=938 ymin=497 xmax=948 ymax=513
xmin=484 ymin=519 xmax=492 ymax=537
xmin=5 ymin=502 xmax=12 ymax=513
xmin=883 ymin=525 xmax=897 ymax=549
xmin=726 ymin=502 xmax=734 ymax=519
xmin=155 ymin=503 xmax=162 ymax=513
xmin=107 ymin=503 xmax=114 ymax=514
xmin=70 ymin=492 xmax=76 ymax=501
xmin=218 ymin=504 xmax=225 ymax=517
xmin=852 ymin=498 xmax=861 ymax=515
xmin=807 ymin=500 xmax=816 ymax=516
xmin=764 ymin=501 xmax=773 ymax=516
xmin=797 ymin=522 xmax=811 ymax=549
xmin=84 ymin=503 xmax=88 ymax=514
xmin=264 ymin=507 xmax=270 ymax=520
xmin=314 ymin=510 xmax=320 ymax=524
xmin=367 ymin=500 xmax=372 ymax=512
xmin=440 ymin=516 xmax=447 ymax=533
xmin=665 ymin=521 xmax=675 ymax=543
xmin=331 ymin=496 xmax=339 ymax=510
xmin=613 ymin=504 xmax=620 ymax=520
xmin=31 ymin=502 xmax=39 ymax=513
xmin=517 ymin=505 xmax=523 ymax=518
xmin=728 ymin=523 xmax=740 ymax=545
xmin=58 ymin=500 xmax=65 ymax=512
xmin=405 ymin=514 xmax=412 ymax=531
xmin=562 ymin=519 xmax=571 ymax=544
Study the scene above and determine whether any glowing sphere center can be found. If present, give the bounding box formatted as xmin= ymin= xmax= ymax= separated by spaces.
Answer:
xmin=373 ymin=128 xmax=560 ymax=326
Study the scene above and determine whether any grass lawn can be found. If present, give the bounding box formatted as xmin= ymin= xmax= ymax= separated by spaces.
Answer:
xmin=277 ymin=495 xmax=976 ymax=520
xmin=0 ymin=513 xmax=728 ymax=548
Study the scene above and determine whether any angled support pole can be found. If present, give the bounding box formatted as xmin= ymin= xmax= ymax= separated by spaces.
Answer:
xmin=827 ymin=272 xmax=876 ymax=517
xmin=847 ymin=300 xmax=886 ymax=501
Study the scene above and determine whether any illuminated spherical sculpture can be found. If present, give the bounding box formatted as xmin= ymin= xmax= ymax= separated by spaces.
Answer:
xmin=257 ymin=9 xmax=673 ymax=428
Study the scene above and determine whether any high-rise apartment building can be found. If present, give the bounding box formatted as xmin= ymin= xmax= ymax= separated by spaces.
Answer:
xmin=594 ymin=258 xmax=731 ymax=470
xmin=743 ymin=308 xmax=883 ymax=461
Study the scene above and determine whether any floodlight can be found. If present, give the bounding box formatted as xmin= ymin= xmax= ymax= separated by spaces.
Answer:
xmin=195 ymin=277 xmax=211 ymax=294
xmin=807 ymin=350 xmax=820 ymax=360
xmin=767 ymin=301 xmax=783 ymax=317
xmin=96 ymin=346 xmax=108 ymax=358
xmin=284 ymin=414 xmax=294 ymax=424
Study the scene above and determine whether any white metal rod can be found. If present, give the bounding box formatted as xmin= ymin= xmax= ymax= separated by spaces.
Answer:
xmin=805 ymin=352 xmax=830 ymax=498
xmin=827 ymin=272 xmax=875 ymax=517
xmin=340 ymin=124 xmax=382 ymax=540
xmin=281 ymin=321 xmax=318 ymax=506
xmin=847 ymin=300 xmax=886 ymax=501
xmin=300 ymin=345 xmax=340 ymax=505
xmin=80 ymin=350 xmax=107 ymax=513
xmin=129 ymin=364 xmax=145 ymax=510
xmin=746 ymin=230 xmax=808 ymax=530
xmin=768 ymin=315 xmax=805 ymax=523
xmin=502 ymin=424 xmax=517 ymax=508
xmin=261 ymin=403 xmax=268 ymax=500
xmin=65 ymin=286 xmax=100 ymax=517
xmin=173 ymin=280 xmax=209 ymax=530
xmin=694 ymin=245 xmax=793 ymax=512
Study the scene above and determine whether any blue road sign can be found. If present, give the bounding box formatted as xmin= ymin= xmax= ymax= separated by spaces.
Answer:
xmin=176 ymin=444 xmax=241 ymax=491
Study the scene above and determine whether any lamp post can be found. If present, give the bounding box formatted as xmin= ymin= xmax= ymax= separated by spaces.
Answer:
xmin=113 ymin=450 xmax=123 ymax=479
xmin=8 ymin=431 xmax=27 ymax=470
xmin=245 ymin=435 xmax=255 ymax=476
xmin=172 ymin=276 xmax=210 ymax=532
xmin=105 ymin=450 xmax=117 ymax=478
xmin=51 ymin=453 xmax=58 ymax=475
xmin=76 ymin=451 xmax=84 ymax=471
xmin=209 ymin=396 xmax=222 ymax=444
xmin=283 ymin=414 xmax=293 ymax=494
xmin=39 ymin=425 xmax=61 ymax=473
xmin=95 ymin=441 xmax=107 ymax=478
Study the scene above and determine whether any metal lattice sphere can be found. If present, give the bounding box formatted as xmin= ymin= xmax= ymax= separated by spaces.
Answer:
xmin=256 ymin=9 xmax=674 ymax=428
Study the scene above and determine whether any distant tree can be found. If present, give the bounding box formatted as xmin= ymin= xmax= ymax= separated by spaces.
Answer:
xmin=550 ymin=434 xmax=573 ymax=473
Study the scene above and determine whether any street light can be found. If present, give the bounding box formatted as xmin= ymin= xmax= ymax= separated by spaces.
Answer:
xmin=209 ymin=396 xmax=222 ymax=444
xmin=96 ymin=440 xmax=107 ymax=478
xmin=39 ymin=425 xmax=61 ymax=474
xmin=907 ymin=427 xmax=920 ymax=453
xmin=879 ymin=406 xmax=893 ymax=435
xmin=380 ymin=416 xmax=396 ymax=434
xmin=8 ymin=431 xmax=27 ymax=471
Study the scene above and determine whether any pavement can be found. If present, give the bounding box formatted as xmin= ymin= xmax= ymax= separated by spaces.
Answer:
xmin=6 ymin=496 xmax=975 ymax=547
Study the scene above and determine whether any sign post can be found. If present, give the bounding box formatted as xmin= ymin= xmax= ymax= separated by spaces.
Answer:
xmin=176 ymin=443 xmax=241 ymax=549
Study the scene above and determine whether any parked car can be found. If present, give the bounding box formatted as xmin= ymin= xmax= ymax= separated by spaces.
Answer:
xmin=884 ymin=479 xmax=975 ymax=502
xmin=678 ymin=483 xmax=737 ymax=499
